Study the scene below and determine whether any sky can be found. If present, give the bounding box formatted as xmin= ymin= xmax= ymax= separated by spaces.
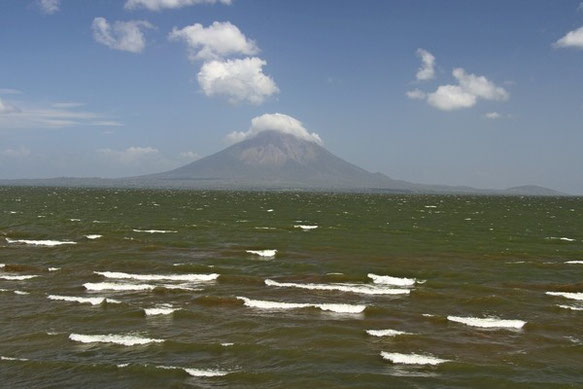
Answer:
xmin=1 ymin=0 xmax=582 ymax=194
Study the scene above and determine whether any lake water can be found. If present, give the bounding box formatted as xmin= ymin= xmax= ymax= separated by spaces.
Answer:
xmin=1 ymin=187 xmax=582 ymax=387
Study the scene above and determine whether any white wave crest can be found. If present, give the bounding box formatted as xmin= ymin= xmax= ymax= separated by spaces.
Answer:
xmin=366 ymin=329 xmax=411 ymax=337
xmin=6 ymin=238 xmax=76 ymax=247
xmin=94 ymin=271 xmax=219 ymax=282
xmin=246 ymin=250 xmax=277 ymax=257
xmin=48 ymin=295 xmax=121 ymax=305
xmin=236 ymin=296 xmax=365 ymax=314
xmin=367 ymin=273 xmax=416 ymax=287
xmin=157 ymin=365 xmax=229 ymax=377
xmin=0 ymin=275 xmax=38 ymax=280
xmin=48 ymin=267 xmax=60 ymax=271
xmin=547 ymin=236 xmax=576 ymax=242
xmin=294 ymin=225 xmax=318 ymax=230
xmin=13 ymin=290 xmax=29 ymax=295
xmin=447 ymin=316 xmax=526 ymax=329
xmin=133 ymin=229 xmax=177 ymax=234
xmin=83 ymin=282 xmax=156 ymax=291
xmin=380 ymin=352 xmax=449 ymax=365
xmin=144 ymin=305 xmax=176 ymax=316
xmin=85 ymin=235 xmax=102 ymax=240
xmin=565 ymin=261 xmax=583 ymax=265
xmin=84 ymin=282 xmax=197 ymax=292
xmin=558 ymin=304 xmax=583 ymax=311
xmin=265 ymin=279 xmax=409 ymax=296
xmin=546 ymin=291 xmax=583 ymax=301
xmin=69 ymin=333 xmax=164 ymax=346
xmin=1 ymin=356 xmax=29 ymax=362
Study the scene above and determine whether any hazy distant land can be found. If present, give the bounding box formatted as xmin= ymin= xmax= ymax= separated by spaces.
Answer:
xmin=0 ymin=131 xmax=566 ymax=196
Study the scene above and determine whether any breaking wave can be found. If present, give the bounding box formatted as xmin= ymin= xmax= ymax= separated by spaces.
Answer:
xmin=0 ymin=275 xmax=38 ymax=280
xmin=380 ymin=352 xmax=449 ymax=365
xmin=236 ymin=296 xmax=366 ymax=314
xmin=132 ymin=229 xmax=177 ymax=234
xmin=6 ymin=238 xmax=76 ymax=247
xmin=68 ymin=333 xmax=164 ymax=346
xmin=546 ymin=291 xmax=583 ymax=301
xmin=294 ymin=225 xmax=318 ymax=230
xmin=48 ymin=295 xmax=121 ymax=305
xmin=447 ymin=316 xmax=526 ymax=329
xmin=155 ymin=365 xmax=230 ymax=377
xmin=367 ymin=273 xmax=417 ymax=287
xmin=265 ymin=279 xmax=409 ymax=296
xmin=94 ymin=271 xmax=219 ymax=282
xmin=245 ymin=250 xmax=277 ymax=257
xmin=144 ymin=304 xmax=176 ymax=316
xmin=366 ymin=329 xmax=411 ymax=337
xmin=558 ymin=304 xmax=583 ymax=311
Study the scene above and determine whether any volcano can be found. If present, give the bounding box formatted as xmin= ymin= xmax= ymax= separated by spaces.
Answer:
xmin=139 ymin=130 xmax=413 ymax=191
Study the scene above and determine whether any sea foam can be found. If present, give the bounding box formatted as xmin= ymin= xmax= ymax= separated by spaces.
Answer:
xmin=547 ymin=237 xmax=576 ymax=242
xmin=94 ymin=271 xmax=219 ymax=282
xmin=84 ymin=282 xmax=197 ymax=292
xmin=6 ymin=238 xmax=76 ymax=247
xmin=85 ymin=235 xmax=102 ymax=240
xmin=69 ymin=333 xmax=164 ymax=346
xmin=546 ymin=291 xmax=583 ymax=301
xmin=0 ymin=275 xmax=38 ymax=280
xmin=558 ymin=304 xmax=583 ymax=311
xmin=48 ymin=295 xmax=121 ymax=305
xmin=366 ymin=329 xmax=411 ymax=337
xmin=246 ymin=250 xmax=277 ymax=257
xmin=565 ymin=261 xmax=583 ymax=265
xmin=236 ymin=296 xmax=366 ymax=314
xmin=83 ymin=282 xmax=156 ymax=291
xmin=144 ymin=304 xmax=176 ymax=316
xmin=1 ymin=356 xmax=29 ymax=362
xmin=447 ymin=316 xmax=526 ymax=329
xmin=380 ymin=352 xmax=449 ymax=365
xmin=294 ymin=225 xmax=318 ymax=230
xmin=367 ymin=273 xmax=416 ymax=287
xmin=265 ymin=279 xmax=409 ymax=296
xmin=132 ymin=229 xmax=177 ymax=234
xmin=156 ymin=365 xmax=229 ymax=377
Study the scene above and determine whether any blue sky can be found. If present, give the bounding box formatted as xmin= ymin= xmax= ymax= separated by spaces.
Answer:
xmin=1 ymin=0 xmax=582 ymax=193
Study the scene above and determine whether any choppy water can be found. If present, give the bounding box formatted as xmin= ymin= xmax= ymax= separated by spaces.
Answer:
xmin=1 ymin=187 xmax=582 ymax=388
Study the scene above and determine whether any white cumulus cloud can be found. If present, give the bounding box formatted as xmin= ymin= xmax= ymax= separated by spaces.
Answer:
xmin=426 ymin=85 xmax=476 ymax=111
xmin=92 ymin=17 xmax=154 ymax=54
xmin=554 ymin=26 xmax=583 ymax=49
xmin=412 ymin=68 xmax=509 ymax=111
xmin=484 ymin=112 xmax=502 ymax=119
xmin=406 ymin=89 xmax=426 ymax=100
xmin=197 ymin=57 xmax=278 ymax=105
xmin=169 ymin=21 xmax=258 ymax=61
xmin=416 ymin=48 xmax=435 ymax=81
xmin=38 ymin=0 xmax=60 ymax=14
xmin=452 ymin=68 xmax=509 ymax=101
xmin=125 ymin=0 xmax=231 ymax=11
xmin=226 ymin=113 xmax=322 ymax=144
